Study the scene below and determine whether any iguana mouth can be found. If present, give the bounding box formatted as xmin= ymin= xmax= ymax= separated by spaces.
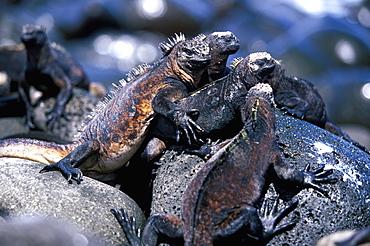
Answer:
xmin=257 ymin=63 xmax=275 ymax=81
xmin=189 ymin=58 xmax=211 ymax=69
xmin=21 ymin=35 xmax=37 ymax=42
xmin=225 ymin=44 xmax=240 ymax=54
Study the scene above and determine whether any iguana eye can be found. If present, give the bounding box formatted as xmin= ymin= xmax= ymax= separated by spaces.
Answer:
xmin=183 ymin=48 xmax=193 ymax=56
xmin=256 ymin=59 xmax=266 ymax=66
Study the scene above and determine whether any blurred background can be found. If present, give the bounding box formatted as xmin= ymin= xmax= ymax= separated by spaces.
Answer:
xmin=1 ymin=0 xmax=370 ymax=147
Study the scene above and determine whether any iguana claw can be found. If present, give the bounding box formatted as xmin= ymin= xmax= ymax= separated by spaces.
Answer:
xmin=259 ymin=196 xmax=298 ymax=244
xmin=174 ymin=109 xmax=204 ymax=145
xmin=40 ymin=160 xmax=83 ymax=184
xmin=111 ymin=208 xmax=142 ymax=246
xmin=46 ymin=106 xmax=70 ymax=131
xmin=303 ymin=164 xmax=337 ymax=196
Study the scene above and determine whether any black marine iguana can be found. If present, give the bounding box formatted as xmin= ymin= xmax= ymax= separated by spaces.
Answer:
xmin=0 ymin=33 xmax=211 ymax=183
xmin=19 ymin=24 xmax=90 ymax=130
xmin=198 ymin=31 xmax=240 ymax=85
xmin=233 ymin=52 xmax=365 ymax=149
xmin=111 ymin=83 xmax=335 ymax=246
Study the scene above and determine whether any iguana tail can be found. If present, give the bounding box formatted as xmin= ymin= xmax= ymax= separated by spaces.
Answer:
xmin=0 ymin=138 xmax=77 ymax=164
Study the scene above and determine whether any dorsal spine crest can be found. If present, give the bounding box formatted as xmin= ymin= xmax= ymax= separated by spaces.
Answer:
xmin=230 ymin=57 xmax=244 ymax=69
xmin=193 ymin=33 xmax=207 ymax=41
xmin=159 ymin=33 xmax=186 ymax=56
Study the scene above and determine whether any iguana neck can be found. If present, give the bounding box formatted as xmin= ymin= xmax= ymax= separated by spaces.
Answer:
xmin=244 ymin=97 xmax=275 ymax=142
xmin=25 ymin=42 xmax=51 ymax=68
xmin=168 ymin=55 xmax=197 ymax=91
xmin=208 ymin=52 xmax=228 ymax=75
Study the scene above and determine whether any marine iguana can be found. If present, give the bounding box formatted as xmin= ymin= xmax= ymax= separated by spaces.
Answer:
xmin=198 ymin=31 xmax=240 ymax=86
xmin=233 ymin=52 xmax=365 ymax=150
xmin=19 ymin=24 xmax=90 ymax=130
xmin=111 ymin=83 xmax=335 ymax=245
xmin=141 ymin=51 xmax=258 ymax=161
xmin=0 ymin=33 xmax=211 ymax=182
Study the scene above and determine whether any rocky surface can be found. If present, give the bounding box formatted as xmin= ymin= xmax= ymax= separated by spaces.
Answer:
xmin=151 ymin=109 xmax=370 ymax=245
xmin=32 ymin=87 xmax=100 ymax=142
xmin=0 ymin=157 xmax=145 ymax=246
xmin=0 ymin=88 xmax=100 ymax=143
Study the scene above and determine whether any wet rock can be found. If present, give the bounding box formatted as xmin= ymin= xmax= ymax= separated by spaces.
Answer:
xmin=151 ymin=110 xmax=370 ymax=245
xmin=0 ymin=157 xmax=145 ymax=246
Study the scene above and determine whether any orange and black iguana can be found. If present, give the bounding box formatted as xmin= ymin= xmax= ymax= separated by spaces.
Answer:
xmin=111 ymin=84 xmax=335 ymax=246
xmin=0 ymin=33 xmax=211 ymax=183
xmin=19 ymin=24 xmax=90 ymax=130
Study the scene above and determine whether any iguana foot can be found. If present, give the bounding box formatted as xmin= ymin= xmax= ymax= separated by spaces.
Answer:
xmin=111 ymin=208 xmax=142 ymax=246
xmin=281 ymin=106 xmax=305 ymax=119
xmin=40 ymin=159 xmax=83 ymax=184
xmin=45 ymin=107 xmax=70 ymax=131
xmin=259 ymin=196 xmax=298 ymax=244
xmin=24 ymin=109 xmax=36 ymax=129
xmin=185 ymin=138 xmax=227 ymax=160
xmin=302 ymin=164 xmax=337 ymax=196
xmin=173 ymin=109 xmax=204 ymax=145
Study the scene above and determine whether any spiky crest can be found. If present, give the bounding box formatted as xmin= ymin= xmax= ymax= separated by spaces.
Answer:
xmin=22 ymin=24 xmax=47 ymax=33
xmin=158 ymin=33 xmax=186 ymax=56
xmin=230 ymin=57 xmax=244 ymax=69
xmin=50 ymin=42 xmax=69 ymax=56
xmin=74 ymin=62 xmax=153 ymax=140
xmin=193 ymin=33 xmax=207 ymax=41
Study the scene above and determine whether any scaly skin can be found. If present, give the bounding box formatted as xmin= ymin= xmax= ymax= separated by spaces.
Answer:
xmin=112 ymin=84 xmax=335 ymax=245
xmin=198 ymin=31 xmax=240 ymax=86
xmin=236 ymin=52 xmax=367 ymax=151
xmin=0 ymin=34 xmax=211 ymax=183
xmin=143 ymin=51 xmax=367 ymax=161
xmin=20 ymin=24 xmax=90 ymax=130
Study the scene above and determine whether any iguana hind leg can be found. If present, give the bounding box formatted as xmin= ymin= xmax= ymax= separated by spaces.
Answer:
xmin=258 ymin=196 xmax=298 ymax=244
xmin=112 ymin=208 xmax=184 ymax=246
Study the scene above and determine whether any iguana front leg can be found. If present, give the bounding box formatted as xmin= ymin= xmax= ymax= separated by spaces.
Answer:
xmin=273 ymin=154 xmax=336 ymax=196
xmin=152 ymin=82 xmax=203 ymax=145
xmin=275 ymin=90 xmax=309 ymax=119
xmin=40 ymin=139 xmax=100 ymax=183
xmin=18 ymin=77 xmax=35 ymax=129
xmin=46 ymin=68 xmax=73 ymax=130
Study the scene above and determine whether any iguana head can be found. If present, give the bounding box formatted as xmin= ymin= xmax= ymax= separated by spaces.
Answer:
xmin=21 ymin=25 xmax=48 ymax=48
xmin=165 ymin=35 xmax=210 ymax=89
xmin=176 ymin=38 xmax=211 ymax=71
xmin=207 ymin=31 xmax=240 ymax=55
xmin=232 ymin=52 xmax=284 ymax=90
xmin=241 ymin=83 xmax=276 ymax=138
